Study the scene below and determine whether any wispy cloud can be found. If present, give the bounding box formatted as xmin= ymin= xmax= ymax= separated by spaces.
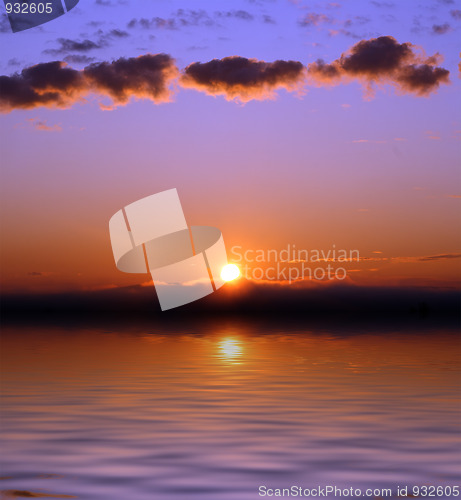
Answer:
xmin=43 ymin=30 xmax=129 ymax=56
xmin=127 ymin=9 xmax=257 ymax=31
xmin=44 ymin=38 xmax=104 ymax=56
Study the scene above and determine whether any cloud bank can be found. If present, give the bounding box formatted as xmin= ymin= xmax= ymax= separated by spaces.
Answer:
xmin=0 ymin=37 xmax=451 ymax=112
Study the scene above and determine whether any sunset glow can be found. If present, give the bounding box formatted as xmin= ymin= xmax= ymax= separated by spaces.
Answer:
xmin=221 ymin=264 xmax=240 ymax=282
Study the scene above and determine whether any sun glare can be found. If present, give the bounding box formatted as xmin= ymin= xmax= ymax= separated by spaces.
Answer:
xmin=221 ymin=264 xmax=240 ymax=282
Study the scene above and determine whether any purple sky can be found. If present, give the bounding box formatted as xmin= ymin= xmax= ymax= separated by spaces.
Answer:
xmin=0 ymin=0 xmax=460 ymax=293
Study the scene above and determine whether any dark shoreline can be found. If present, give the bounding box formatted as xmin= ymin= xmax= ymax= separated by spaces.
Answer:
xmin=1 ymin=282 xmax=459 ymax=332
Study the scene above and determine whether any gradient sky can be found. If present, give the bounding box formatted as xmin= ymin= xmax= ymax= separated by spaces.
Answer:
xmin=0 ymin=0 xmax=460 ymax=294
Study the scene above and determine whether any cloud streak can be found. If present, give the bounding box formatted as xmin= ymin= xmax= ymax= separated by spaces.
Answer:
xmin=307 ymin=36 xmax=450 ymax=96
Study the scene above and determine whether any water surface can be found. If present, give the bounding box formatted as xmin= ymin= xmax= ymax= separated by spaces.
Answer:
xmin=1 ymin=323 xmax=460 ymax=499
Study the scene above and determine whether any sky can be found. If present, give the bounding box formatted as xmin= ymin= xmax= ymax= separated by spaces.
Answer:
xmin=0 ymin=0 xmax=460 ymax=295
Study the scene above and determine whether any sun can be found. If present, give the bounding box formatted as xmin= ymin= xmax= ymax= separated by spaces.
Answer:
xmin=221 ymin=264 xmax=240 ymax=282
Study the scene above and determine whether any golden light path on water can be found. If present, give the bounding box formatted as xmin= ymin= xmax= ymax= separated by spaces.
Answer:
xmin=217 ymin=338 xmax=244 ymax=363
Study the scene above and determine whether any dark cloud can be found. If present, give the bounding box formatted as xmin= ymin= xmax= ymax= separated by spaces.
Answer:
xmin=44 ymin=38 xmax=103 ymax=55
xmin=83 ymin=53 xmax=177 ymax=106
xmin=180 ymin=56 xmax=306 ymax=102
xmin=307 ymin=36 xmax=450 ymax=96
xmin=0 ymin=54 xmax=177 ymax=112
xmin=0 ymin=61 xmax=86 ymax=112
xmin=298 ymin=13 xmax=331 ymax=27
xmin=432 ymin=22 xmax=451 ymax=34
xmin=451 ymin=9 xmax=461 ymax=18
xmin=28 ymin=271 xmax=44 ymax=276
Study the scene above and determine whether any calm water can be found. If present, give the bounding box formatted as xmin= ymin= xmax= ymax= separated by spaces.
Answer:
xmin=1 ymin=322 xmax=460 ymax=499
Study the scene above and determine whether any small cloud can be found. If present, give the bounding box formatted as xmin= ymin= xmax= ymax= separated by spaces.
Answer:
xmin=393 ymin=137 xmax=407 ymax=141
xmin=28 ymin=271 xmax=43 ymax=276
xmin=299 ymin=13 xmax=331 ymax=27
xmin=16 ymin=118 xmax=63 ymax=132
xmin=44 ymin=38 xmax=104 ymax=56
xmin=432 ymin=23 xmax=451 ymax=34
xmin=341 ymin=103 xmax=351 ymax=108
xmin=29 ymin=119 xmax=62 ymax=132
xmin=98 ymin=28 xmax=129 ymax=39
xmin=358 ymin=208 xmax=370 ymax=212
xmin=328 ymin=28 xmax=363 ymax=39
xmin=425 ymin=130 xmax=441 ymax=140
xmin=64 ymin=54 xmax=96 ymax=65
xmin=95 ymin=0 xmax=125 ymax=6
xmin=215 ymin=10 xmax=254 ymax=21
xmin=372 ymin=250 xmax=383 ymax=254
xmin=450 ymin=9 xmax=461 ymax=19
xmin=262 ymin=14 xmax=276 ymax=24
xmin=371 ymin=1 xmax=395 ymax=7
xmin=352 ymin=139 xmax=387 ymax=143
xmin=446 ymin=194 xmax=461 ymax=198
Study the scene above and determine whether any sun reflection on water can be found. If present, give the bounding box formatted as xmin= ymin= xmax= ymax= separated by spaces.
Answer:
xmin=217 ymin=338 xmax=243 ymax=363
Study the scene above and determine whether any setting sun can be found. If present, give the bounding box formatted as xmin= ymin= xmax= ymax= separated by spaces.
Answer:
xmin=221 ymin=264 xmax=240 ymax=282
